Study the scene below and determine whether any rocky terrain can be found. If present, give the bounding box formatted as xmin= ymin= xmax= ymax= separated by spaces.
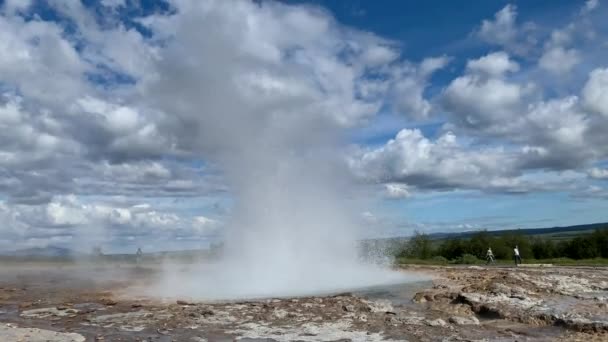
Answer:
xmin=0 ymin=263 xmax=607 ymax=341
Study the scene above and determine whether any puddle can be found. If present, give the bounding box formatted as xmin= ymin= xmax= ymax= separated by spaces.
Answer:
xmin=355 ymin=280 xmax=432 ymax=307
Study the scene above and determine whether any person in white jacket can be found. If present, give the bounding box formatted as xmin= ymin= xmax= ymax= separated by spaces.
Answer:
xmin=513 ymin=245 xmax=522 ymax=266
xmin=486 ymin=247 xmax=495 ymax=264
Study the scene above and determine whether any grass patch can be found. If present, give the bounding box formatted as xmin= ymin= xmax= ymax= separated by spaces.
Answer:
xmin=397 ymin=257 xmax=608 ymax=266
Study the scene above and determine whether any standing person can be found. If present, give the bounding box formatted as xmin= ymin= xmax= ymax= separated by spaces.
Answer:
xmin=486 ymin=247 xmax=495 ymax=265
xmin=136 ymin=247 xmax=143 ymax=265
xmin=513 ymin=245 xmax=522 ymax=266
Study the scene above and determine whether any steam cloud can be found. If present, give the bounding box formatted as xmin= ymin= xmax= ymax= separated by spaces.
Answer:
xmin=136 ymin=0 xmax=414 ymax=299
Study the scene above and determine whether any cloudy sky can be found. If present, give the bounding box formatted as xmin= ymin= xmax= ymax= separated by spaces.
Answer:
xmin=1 ymin=0 xmax=607 ymax=253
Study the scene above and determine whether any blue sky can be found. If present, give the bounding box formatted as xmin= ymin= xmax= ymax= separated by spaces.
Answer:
xmin=0 ymin=0 xmax=607 ymax=252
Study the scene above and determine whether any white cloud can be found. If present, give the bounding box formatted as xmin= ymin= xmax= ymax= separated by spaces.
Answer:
xmin=582 ymin=68 xmax=608 ymax=117
xmin=441 ymin=48 xmax=606 ymax=173
xmin=466 ymin=51 xmax=519 ymax=76
xmin=350 ymin=129 xmax=522 ymax=192
xmin=392 ymin=56 xmax=450 ymax=119
xmin=0 ymin=94 xmax=80 ymax=168
xmin=1 ymin=0 xmax=32 ymax=14
xmin=101 ymin=0 xmax=126 ymax=9
xmin=588 ymin=167 xmax=608 ymax=179
xmin=526 ymin=96 xmax=588 ymax=149
xmin=100 ymin=161 xmax=171 ymax=182
xmin=361 ymin=211 xmax=378 ymax=224
xmin=77 ymin=97 xmax=141 ymax=134
xmin=419 ymin=55 xmax=451 ymax=76
xmin=443 ymin=53 xmax=530 ymax=131
xmin=538 ymin=25 xmax=581 ymax=75
xmin=0 ymin=195 xmax=223 ymax=251
xmin=539 ymin=46 xmax=581 ymax=74
xmin=360 ymin=45 xmax=399 ymax=66
xmin=392 ymin=77 xmax=432 ymax=120
xmin=384 ymin=183 xmax=411 ymax=199
xmin=192 ymin=216 xmax=220 ymax=234
xmin=0 ymin=14 xmax=89 ymax=106
xmin=478 ymin=5 xmax=519 ymax=47
xmin=581 ymin=0 xmax=599 ymax=14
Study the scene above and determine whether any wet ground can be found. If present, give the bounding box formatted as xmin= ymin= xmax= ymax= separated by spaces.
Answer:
xmin=0 ymin=263 xmax=607 ymax=341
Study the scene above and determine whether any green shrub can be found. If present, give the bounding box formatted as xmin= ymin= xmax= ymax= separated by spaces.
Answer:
xmin=548 ymin=257 xmax=576 ymax=264
xmin=397 ymin=231 xmax=434 ymax=260
xmin=431 ymin=256 xmax=448 ymax=264
xmin=452 ymin=253 xmax=480 ymax=264
xmin=438 ymin=239 xmax=465 ymax=260
xmin=531 ymin=237 xmax=557 ymax=259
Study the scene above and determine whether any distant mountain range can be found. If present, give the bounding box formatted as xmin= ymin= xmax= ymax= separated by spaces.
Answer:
xmin=0 ymin=246 xmax=79 ymax=258
xmin=425 ymin=221 xmax=608 ymax=240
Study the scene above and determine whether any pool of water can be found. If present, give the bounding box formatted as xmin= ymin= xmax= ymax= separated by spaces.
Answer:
xmin=354 ymin=280 xmax=433 ymax=307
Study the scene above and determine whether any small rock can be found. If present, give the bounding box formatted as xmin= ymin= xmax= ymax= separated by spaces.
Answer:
xmin=366 ymin=299 xmax=394 ymax=313
xmin=490 ymin=283 xmax=511 ymax=295
xmin=18 ymin=302 xmax=33 ymax=309
xmin=413 ymin=292 xmax=428 ymax=303
xmin=272 ymin=308 xmax=288 ymax=319
xmin=449 ymin=316 xmax=480 ymax=325
xmin=100 ymin=298 xmax=117 ymax=306
xmin=385 ymin=315 xmax=400 ymax=325
xmin=199 ymin=309 xmax=214 ymax=316
xmin=397 ymin=312 xmax=425 ymax=325
xmin=342 ymin=304 xmax=355 ymax=312
xmin=332 ymin=292 xmax=353 ymax=297
xmin=426 ymin=318 xmax=447 ymax=327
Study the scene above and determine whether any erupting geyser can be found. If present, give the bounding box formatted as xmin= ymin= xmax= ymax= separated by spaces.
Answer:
xmin=150 ymin=141 xmax=415 ymax=300
xmin=136 ymin=1 xmax=422 ymax=300
xmin=150 ymin=138 xmax=414 ymax=300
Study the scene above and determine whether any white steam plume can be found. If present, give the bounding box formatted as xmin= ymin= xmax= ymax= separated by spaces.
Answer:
xmin=137 ymin=0 xmax=416 ymax=299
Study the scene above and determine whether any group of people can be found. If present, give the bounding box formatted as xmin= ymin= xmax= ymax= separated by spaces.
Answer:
xmin=485 ymin=245 xmax=522 ymax=266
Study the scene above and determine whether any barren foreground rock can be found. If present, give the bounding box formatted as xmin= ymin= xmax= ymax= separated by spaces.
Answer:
xmin=0 ymin=263 xmax=607 ymax=341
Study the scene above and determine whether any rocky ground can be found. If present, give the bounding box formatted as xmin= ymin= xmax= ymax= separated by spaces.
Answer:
xmin=0 ymin=263 xmax=607 ymax=341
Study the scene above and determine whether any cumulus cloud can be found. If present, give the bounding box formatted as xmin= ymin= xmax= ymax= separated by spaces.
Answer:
xmin=539 ymin=46 xmax=581 ymax=74
xmin=583 ymin=68 xmax=608 ymax=117
xmin=0 ymin=195 xmax=221 ymax=251
xmin=581 ymin=0 xmax=600 ymax=14
xmin=391 ymin=56 xmax=450 ymax=120
xmin=478 ymin=5 xmax=519 ymax=47
xmin=101 ymin=0 xmax=126 ymax=9
xmin=349 ymin=129 xmax=525 ymax=193
xmin=538 ymin=26 xmax=583 ymax=75
xmin=441 ymin=50 xmax=607 ymax=173
xmin=588 ymin=168 xmax=608 ymax=180
xmin=442 ymin=52 xmax=533 ymax=133
xmin=466 ymin=51 xmax=520 ymax=76
xmin=384 ymin=183 xmax=412 ymax=199
xmin=476 ymin=5 xmax=537 ymax=56
xmin=1 ymin=0 xmax=32 ymax=14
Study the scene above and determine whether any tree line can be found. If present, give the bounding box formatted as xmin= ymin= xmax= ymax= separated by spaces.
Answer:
xmin=397 ymin=227 xmax=608 ymax=262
